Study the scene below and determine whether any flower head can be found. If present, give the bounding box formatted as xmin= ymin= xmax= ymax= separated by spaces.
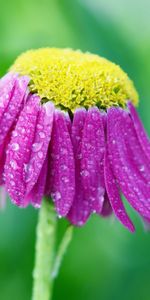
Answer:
xmin=0 ymin=48 xmax=149 ymax=232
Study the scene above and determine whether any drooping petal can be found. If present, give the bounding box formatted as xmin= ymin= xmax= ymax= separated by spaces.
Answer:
xmin=0 ymin=134 xmax=10 ymax=184
xmin=121 ymin=109 xmax=150 ymax=184
xmin=0 ymin=75 xmax=29 ymax=143
xmin=27 ymin=158 xmax=48 ymax=208
xmin=80 ymin=107 xmax=105 ymax=213
xmin=0 ymin=75 xmax=29 ymax=184
xmin=0 ymin=72 xmax=17 ymax=122
xmin=67 ymin=108 xmax=90 ymax=226
xmin=25 ymin=101 xmax=54 ymax=194
xmin=104 ymin=148 xmax=135 ymax=232
xmin=128 ymin=102 xmax=150 ymax=163
xmin=46 ymin=110 xmax=75 ymax=217
xmin=5 ymin=94 xmax=40 ymax=207
xmin=107 ymin=107 xmax=150 ymax=219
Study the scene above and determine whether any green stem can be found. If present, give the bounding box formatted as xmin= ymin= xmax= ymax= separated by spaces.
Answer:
xmin=32 ymin=198 xmax=57 ymax=300
xmin=52 ymin=225 xmax=73 ymax=279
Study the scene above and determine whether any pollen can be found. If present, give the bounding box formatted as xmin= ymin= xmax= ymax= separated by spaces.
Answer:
xmin=11 ymin=48 xmax=138 ymax=111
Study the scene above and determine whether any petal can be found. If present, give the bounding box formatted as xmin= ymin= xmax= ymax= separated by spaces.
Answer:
xmin=0 ymin=72 xmax=18 ymax=121
xmin=80 ymin=107 xmax=105 ymax=213
xmin=104 ymin=148 xmax=135 ymax=232
xmin=0 ymin=134 xmax=10 ymax=184
xmin=5 ymin=94 xmax=40 ymax=207
xmin=46 ymin=110 xmax=75 ymax=217
xmin=100 ymin=192 xmax=112 ymax=217
xmin=107 ymin=107 xmax=150 ymax=219
xmin=122 ymin=108 xmax=150 ymax=184
xmin=0 ymin=75 xmax=29 ymax=143
xmin=25 ymin=101 xmax=54 ymax=194
xmin=67 ymin=108 xmax=90 ymax=226
xmin=27 ymin=158 xmax=48 ymax=208
xmin=128 ymin=101 xmax=150 ymax=159
xmin=0 ymin=75 xmax=29 ymax=184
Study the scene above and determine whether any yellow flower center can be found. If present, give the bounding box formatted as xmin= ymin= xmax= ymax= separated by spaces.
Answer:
xmin=11 ymin=48 xmax=138 ymax=111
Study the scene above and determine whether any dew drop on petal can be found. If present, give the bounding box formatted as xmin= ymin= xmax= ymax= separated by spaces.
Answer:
xmin=80 ymin=170 xmax=90 ymax=177
xmin=139 ymin=165 xmax=145 ymax=172
xmin=10 ymin=160 xmax=18 ymax=170
xmin=11 ymin=143 xmax=20 ymax=151
xmin=38 ymin=151 xmax=44 ymax=159
xmin=32 ymin=142 xmax=43 ymax=152
xmin=39 ymin=132 xmax=46 ymax=138
xmin=52 ymin=191 xmax=61 ymax=201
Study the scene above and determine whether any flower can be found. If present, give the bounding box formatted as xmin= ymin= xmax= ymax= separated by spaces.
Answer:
xmin=0 ymin=48 xmax=150 ymax=232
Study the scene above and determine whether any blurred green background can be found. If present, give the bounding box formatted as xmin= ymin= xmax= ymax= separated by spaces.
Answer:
xmin=0 ymin=0 xmax=150 ymax=299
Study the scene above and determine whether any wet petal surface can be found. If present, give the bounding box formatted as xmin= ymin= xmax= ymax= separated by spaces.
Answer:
xmin=46 ymin=110 xmax=75 ymax=217
xmin=25 ymin=102 xmax=54 ymax=194
xmin=104 ymin=148 xmax=135 ymax=232
xmin=107 ymin=107 xmax=150 ymax=220
xmin=80 ymin=107 xmax=105 ymax=214
xmin=0 ymin=74 xmax=29 ymax=184
xmin=0 ymin=73 xmax=17 ymax=121
xmin=128 ymin=101 xmax=150 ymax=160
xmin=5 ymin=95 xmax=40 ymax=206
xmin=27 ymin=158 xmax=48 ymax=208
xmin=67 ymin=109 xmax=90 ymax=226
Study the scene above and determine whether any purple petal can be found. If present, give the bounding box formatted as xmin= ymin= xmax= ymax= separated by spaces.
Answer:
xmin=0 ymin=134 xmax=10 ymax=184
xmin=27 ymin=158 xmax=48 ymax=208
xmin=122 ymin=108 xmax=150 ymax=184
xmin=80 ymin=107 xmax=105 ymax=214
xmin=67 ymin=108 xmax=91 ymax=226
xmin=128 ymin=101 xmax=150 ymax=160
xmin=104 ymin=148 xmax=135 ymax=232
xmin=0 ymin=75 xmax=29 ymax=184
xmin=25 ymin=102 xmax=54 ymax=194
xmin=100 ymin=192 xmax=112 ymax=217
xmin=0 ymin=75 xmax=29 ymax=143
xmin=0 ymin=73 xmax=18 ymax=121
xmin=5 ymin=94 xmax=40 ymax=207
xmin=107 ymin=107 xmax=150 ymax=219
xmin=46 ymin=110 xmax=75 ymax=217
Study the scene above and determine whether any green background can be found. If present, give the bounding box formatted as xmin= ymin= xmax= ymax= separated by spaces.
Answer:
xmin=0 ymin=0 xmax=150 ymax=299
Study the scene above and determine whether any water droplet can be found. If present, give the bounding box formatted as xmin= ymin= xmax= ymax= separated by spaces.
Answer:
xmin=11 ymin=143 xmax=20 ymax=151
xmin=32 ymin=142 xmax=43 ymax=152
xmin=10 ymin=160 xmax=18 ymax=170
xmin=21 ymin=128 xmax=26 ymax=134
xmin=5 ymin=112 xmax=11 ymax=119
xmin=52 ymin=191 xmax=61 ymax=201
xmin=80 ymin=170 xmax=89 ymax=177
xmin=10 ymin=180 xmax=15 ymax=186
xmin=38 ymin=151 xmax=44 ymax=159
xmin=62 ymin=176 xmax=69 ymax=183
xmin=12 ymin=131 xmax=18 ymax=137
xmin=39 ymin=132 xmax=45 ymax=138
xmin=60 ymin=164 xmax=68 ymax=171
xmin=139 ymin=165 xmax=145 ymax=172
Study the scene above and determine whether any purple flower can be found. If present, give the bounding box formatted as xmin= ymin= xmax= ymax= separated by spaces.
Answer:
xmin=0 ymin=48 xmax=150 ymax=232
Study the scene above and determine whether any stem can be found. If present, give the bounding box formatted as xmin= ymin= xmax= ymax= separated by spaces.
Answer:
xmin=52 ymin=225 xmax=73 ymax=279
xmin=32 ymin=198 xmax=57 ymax=300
